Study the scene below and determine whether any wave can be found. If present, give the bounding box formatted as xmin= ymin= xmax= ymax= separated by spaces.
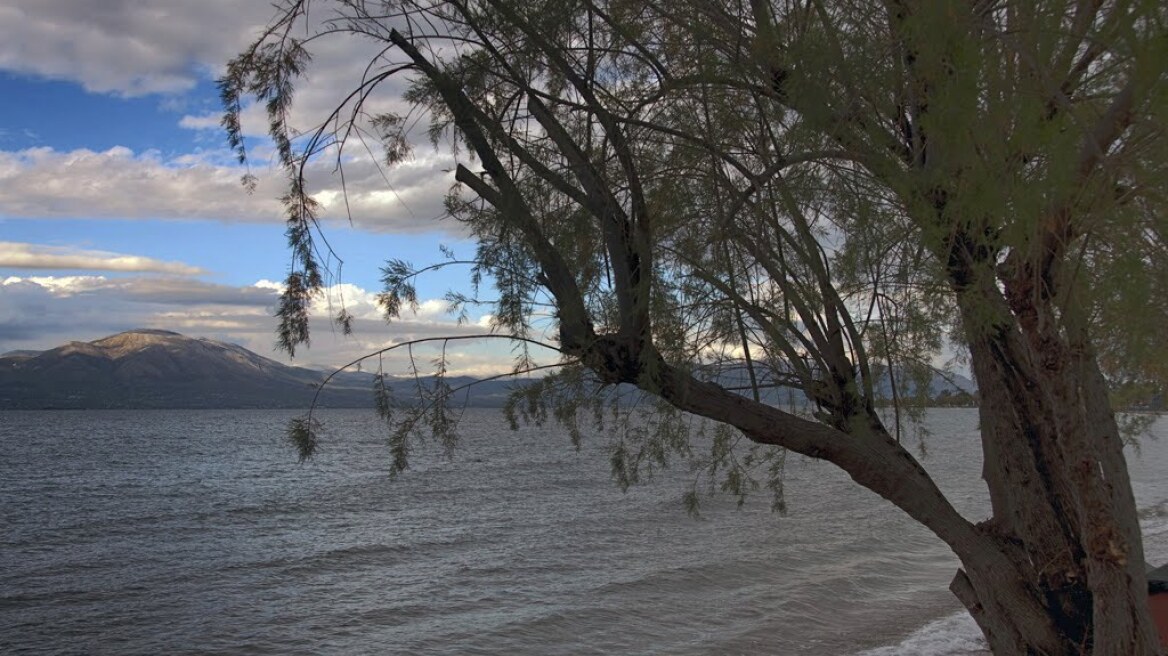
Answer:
xmin=854 ymin=611 xmax=987 ymax=656
xmin=240 ymin=536 xmax=478 ymax=576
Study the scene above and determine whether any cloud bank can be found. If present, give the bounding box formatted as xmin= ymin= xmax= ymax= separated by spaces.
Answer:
xmin=1 ymin=1 xmax=462 ymax=235
xmin=0 ymin=146 xmax=458 ymax=233
xmin=0 ymin=241 xmax=205 ymax=275
xmin=0 ymin=0 xmax=273 ymax=95
xmin=0 ymin=1 xmax=523 ymax=375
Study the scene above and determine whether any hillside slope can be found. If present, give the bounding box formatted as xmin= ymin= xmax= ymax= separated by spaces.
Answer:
xmin=0 ymin=330 xmax=352 ymax=409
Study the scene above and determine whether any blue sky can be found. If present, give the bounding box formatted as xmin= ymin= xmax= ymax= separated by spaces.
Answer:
xmin=0 ymin=1 xmax=527 ymax=374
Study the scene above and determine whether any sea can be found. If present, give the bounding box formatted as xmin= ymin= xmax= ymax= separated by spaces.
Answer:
xmin=2 ymin=408 xmax=1167 ymax=655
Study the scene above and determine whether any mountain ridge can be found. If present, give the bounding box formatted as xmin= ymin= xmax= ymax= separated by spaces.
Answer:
xmin=0 ymin=329 xmax=532 ymax=410
xmin=0 ymin=329 xmax=332 ymax=409
xmin=1 ymin=329 xmax=978 ymax=410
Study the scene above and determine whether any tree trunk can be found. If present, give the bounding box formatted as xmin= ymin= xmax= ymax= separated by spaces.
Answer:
xmin=950 ymin=535 xmax=1068 ymax=655
xmin=952 ymin=290 xmax=1162 ymax=655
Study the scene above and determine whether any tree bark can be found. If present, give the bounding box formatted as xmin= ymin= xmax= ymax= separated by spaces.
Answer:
xmin=950 ymin=287 xmax=1162 ymax=654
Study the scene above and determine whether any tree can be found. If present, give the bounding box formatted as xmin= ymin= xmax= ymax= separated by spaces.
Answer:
xmin=223 ymin=1 xmax=1168 ymax=653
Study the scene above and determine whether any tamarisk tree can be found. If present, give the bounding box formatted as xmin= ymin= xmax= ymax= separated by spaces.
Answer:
xmin=223 ymin=1 xmax=1168 ymax=653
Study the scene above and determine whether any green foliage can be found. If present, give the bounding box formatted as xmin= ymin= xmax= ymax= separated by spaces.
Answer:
xmin=373 ymin=371 xmax=394 ymax=422
xmin=286 ymin=415 xmax=321 ymax=462
xmin=276 ymin=272 xmax=314 ymax=357
xmin=335 ymin=309 xmax=354 ymax=336
xmin=229 ymin=0 xmax=1166 ymax=523
xmin=370 ymin=112 xmax=413 ymax=166
xmin=501 ymin=365 xmax=795 ymax=512
xmin=225 ymin=5 xmax=1168 ymax=650
xmin=374 ymin=343 xmax=463 ymax=477
xmin=504 ymin=365 xmax=595 ymax=449
xmin=377 ymin=259 xmax=419 ymax=320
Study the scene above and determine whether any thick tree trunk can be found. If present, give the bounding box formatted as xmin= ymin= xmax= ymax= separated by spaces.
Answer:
xmin=953 ymin=291 xmax=1162 ymax=655
xmin=950 ymin=539 xmax=1066 ymax=655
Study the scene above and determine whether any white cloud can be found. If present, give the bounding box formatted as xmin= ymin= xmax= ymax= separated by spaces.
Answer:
xmin=1 ymin=274 xmax=108 ymax=296
xmin=0 ymin=274 xmax=276 ymax=304
xmin=0 ymin=0 xmax=273 ymax=96
xmin=0 ymin=146 xmax=459 ymax=233
xmin=0 ymin=2 xmax=466 ymax=234
xmin=0 ymin=241 xmax=204 ymax=275
xmin=0 ymin=146 xmax=275 ymax=221
xmin=252 ymin=279 xmax=284 ymax=292
xmin=178 ymin=114 xmax=222 ymax=130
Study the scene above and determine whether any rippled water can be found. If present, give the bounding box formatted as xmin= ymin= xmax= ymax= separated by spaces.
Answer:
xmin=2 ymin=409 xmax=1166 ymax=655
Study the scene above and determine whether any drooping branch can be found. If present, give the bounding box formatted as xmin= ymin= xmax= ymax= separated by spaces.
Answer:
xmin=484 ymin=0 xmax=654 ymax=342
xmin=388 ymin=28 xmax=596 ymax=352
xmin=291 ymin=333 xmax=567 ymax=461
xmin=642 ymin=350 xmax=982 ymax=554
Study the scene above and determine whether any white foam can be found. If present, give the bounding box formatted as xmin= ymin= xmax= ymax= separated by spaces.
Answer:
xmin=854 ymin=611 xmax=988 ymax=656
xmin=1142 ymin=518 xmax=1168 ymax=563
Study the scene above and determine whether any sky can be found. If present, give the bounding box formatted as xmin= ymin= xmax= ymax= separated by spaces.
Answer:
xmin=0 ymin=0 xmax=534 ymax=376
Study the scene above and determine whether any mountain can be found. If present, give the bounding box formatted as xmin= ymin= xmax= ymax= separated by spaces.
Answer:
xmin=0 ymin=349 xmax=42 ymax=359
xmin=0 ymin=330 xmax=328 ymax=409
xmin=0 ymin=329 xmax=528 ymax=410
xmin=0 ymin=329 xmax=979 ymax=410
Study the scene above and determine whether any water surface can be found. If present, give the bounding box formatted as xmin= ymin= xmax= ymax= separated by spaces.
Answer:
xmin=3 ymin=408 xmax=1166 ymax=654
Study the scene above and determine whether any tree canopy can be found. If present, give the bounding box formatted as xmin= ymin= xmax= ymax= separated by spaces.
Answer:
xmin=224 ymin=1 xmax=1168 ymax=653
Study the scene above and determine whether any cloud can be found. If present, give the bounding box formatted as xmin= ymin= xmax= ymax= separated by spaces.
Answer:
xmin=0 ymin=146 xmax=275 ymax=220
xmin=0 ymin=2 xmax=466 ymax=234
xmin=0 ymin=275 xmax=539 ymax=375
xmin=0 ymin=0 xmax=421 ymax=138
xmin=0 ymin=241 xmax=205 ymax=275
xmin=0 ymin=145 xmax=459 ymax=232
xmin=178 ymin=114 xmax=221 ymax=130
xmin=0 ymin=0 xmax=274 ymax=96
xmin=0 ymin=3 xmax=542 ymax=374
xmin=0 ymin=274 xmax=278 ymax=304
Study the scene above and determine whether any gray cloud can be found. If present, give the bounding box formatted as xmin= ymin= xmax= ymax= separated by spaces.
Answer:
xmin=0 ymin=241 xmax=205 ymax=275
xmin=0 ymin=277 xmax=149 ymax=347
xmin=106 ymin=278 xmax=279 ymax=306
xmin=0 ymin=0 xmax=273 ymax=95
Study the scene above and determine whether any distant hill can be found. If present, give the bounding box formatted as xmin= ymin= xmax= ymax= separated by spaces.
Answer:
xmin=0 ymin=349 xmax=42 ymax=359
xmin=0 ymin=329 xmax=980 ymax=410
xmin=0 ymin=330 xmax=517 ymax=410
